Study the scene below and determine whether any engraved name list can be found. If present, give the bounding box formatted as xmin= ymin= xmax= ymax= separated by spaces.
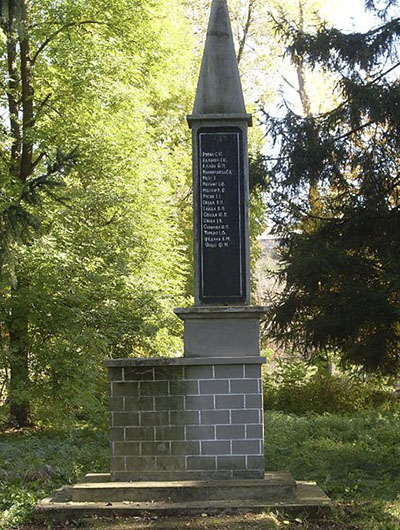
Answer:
xmin=198 ymin=128 xmax=246 ymax=303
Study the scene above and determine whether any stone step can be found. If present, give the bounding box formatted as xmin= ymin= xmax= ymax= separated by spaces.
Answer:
xmin=71 ymin=472 xmax=297 ymax=503
xmin=37 ymin=481 xmax=331 ymax=521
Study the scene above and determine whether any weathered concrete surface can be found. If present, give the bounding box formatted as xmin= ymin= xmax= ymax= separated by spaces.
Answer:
xmin=182 ymin=319 xmax=260 ymax=357
xmin=175 ymin=307 xmax=268 ymax=317
xmin=104 ymin=356 xmax=265 ymax=367
xmin=175 ymin=307 xmax=267 ymax=357
xmin=192 ymin=0 xmax=246 ymax=116
xmin=71 ymin=473 xmax=296 ymax=503
xmin=105 ymin=357 xmax=266 ymax=481
xmin=37 ymin=480 xmax=331 ymax=520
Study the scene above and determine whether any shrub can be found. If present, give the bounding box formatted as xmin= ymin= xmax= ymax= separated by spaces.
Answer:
xmin=263 ymin=359 xmax=398 ymax=414
xmin=0 ymin=484 xmax=36 ymax=530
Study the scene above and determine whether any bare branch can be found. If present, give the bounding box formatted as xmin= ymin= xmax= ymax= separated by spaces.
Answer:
xmin=367 ymin=60 xmax=400 ymax=86
xmin=31 ymin=152 xmax=45 ymax=172
xmin=35 ymin=93 xmax=52 ymax=116
xmin=32 ymin=20 xmax=106 ymax=65
xmin=281 ymin=74 xmax=297 ymax=91
xmin=237 ymin=0 xmax=256 ymax=65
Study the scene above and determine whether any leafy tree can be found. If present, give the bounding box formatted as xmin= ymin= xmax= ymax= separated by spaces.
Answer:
xmin=263 ymin=0 xmax=400 ymax=375
xmin=0 ymin=0 xmax=193 ymax=426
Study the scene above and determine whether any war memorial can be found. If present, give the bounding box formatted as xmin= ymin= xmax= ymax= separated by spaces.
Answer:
xmin=39 ymin=0 xmax=329 ymax=517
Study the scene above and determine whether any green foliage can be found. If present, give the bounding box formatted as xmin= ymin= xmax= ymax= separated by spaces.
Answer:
xmin=263 ymin=359 xmax=398 ymax=414
xmin=0 ymin=484 xmax=36 ymax=530
xmin=263 ymin=1 xmax=400 ymax=375
xmin=265 ymin=410 xmax=400 ymax=501
xmin=0 ymin=426 xmax=108 ymax=528
xmin=0 ymin=0 xmax=195 ymax=425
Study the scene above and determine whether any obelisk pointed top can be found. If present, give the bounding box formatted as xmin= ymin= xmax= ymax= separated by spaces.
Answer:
xmin=192 ymin=0 xmax=247 ymax=116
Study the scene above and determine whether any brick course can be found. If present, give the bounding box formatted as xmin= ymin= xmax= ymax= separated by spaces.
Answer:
xmin=107 ymin=358 xmax=265 ymax=481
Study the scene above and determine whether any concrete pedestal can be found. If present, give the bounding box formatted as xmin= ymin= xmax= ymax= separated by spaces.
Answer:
xmin=175 ymin=306 xmax=267 ymax=357
xmin=105 ymin=356 xmax=266 ymax=481
xmin=71 ymin=472 xmax=297 ymax=502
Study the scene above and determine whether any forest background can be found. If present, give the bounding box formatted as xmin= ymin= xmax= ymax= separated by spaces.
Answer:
xmin=0 ymin=1 xmax=399 ymax=529
xmin=0 ymin=0 xmax=398 ymax=428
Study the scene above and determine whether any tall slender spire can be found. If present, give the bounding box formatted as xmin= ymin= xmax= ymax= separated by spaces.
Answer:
xmin=192 ymin=0 xmax=246 ymax=116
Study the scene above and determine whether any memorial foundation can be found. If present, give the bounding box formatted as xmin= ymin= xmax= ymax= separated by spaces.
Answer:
xmin=106 ymin=356 xmax=265 ymax=481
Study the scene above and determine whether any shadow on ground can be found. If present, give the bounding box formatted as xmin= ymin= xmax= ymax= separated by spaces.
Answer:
xmin=25 ymin=501 xmax=399 ymax=530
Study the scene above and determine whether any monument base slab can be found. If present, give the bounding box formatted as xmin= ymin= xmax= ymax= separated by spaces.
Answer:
xmin=37 ymin=473 xmax=330 ymax=521
xmin=71 ymin=472 xmax=297 ymax=503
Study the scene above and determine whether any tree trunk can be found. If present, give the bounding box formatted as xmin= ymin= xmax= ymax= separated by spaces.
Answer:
xmin=2 ymin=0 xmax=22 ymax=177
xmin=296 ymin=0 xmax=322 ymax=225
xmin=19 ymin=0 xmax=34 ymax=182
xmin=2 ymin=0 xmax=34 ymax=427
xmin=296 ymin=1 xmax=312 ymax=119
xmin=8 ymin=281 xmax=31 ymax=427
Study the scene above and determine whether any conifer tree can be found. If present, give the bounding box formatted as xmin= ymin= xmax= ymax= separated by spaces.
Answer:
xmin=264 ymin=0 xmax=400 ymax=375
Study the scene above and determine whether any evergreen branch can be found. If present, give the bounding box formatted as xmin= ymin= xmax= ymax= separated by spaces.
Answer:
xmin=0 ymin=147 xmax=77 ymax=249
xmin=367 ymin=61 xmax=400 ymax=86
xmin=334 ymin=120 xmax=375 ymax=141
xmin=286 ymin=16 xmax=400 ymax=73
xmin=265 ymin=155 xmax=290 ymax=161
xmin=300 ymin=211 xmax=345 ymax=223
xmin=362 ymin=16 xmax=400 ymax=37
xmin=365 ymin=0 xmax=398 ymax=20
xmin=318 ymin=61 xmax=400 ymax=120
xmin=286 ymin=63 xmax=400 ymax=129
xmin=32 ymin=20 xmax=106 ymax=65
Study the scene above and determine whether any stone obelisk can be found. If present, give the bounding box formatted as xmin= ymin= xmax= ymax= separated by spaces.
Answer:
xmin=175 ymin=0 xmax=266 ymax=358
xmin=190 ymin=0 xmax=252 ymax=305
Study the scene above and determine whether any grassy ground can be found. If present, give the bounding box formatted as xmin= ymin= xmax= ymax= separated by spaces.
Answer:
xmin=0 ymin=411 xmax=399 ymax=530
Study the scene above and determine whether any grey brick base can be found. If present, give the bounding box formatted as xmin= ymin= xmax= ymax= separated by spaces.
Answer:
xmin=105 ymin=357 xmax=265 ymax=481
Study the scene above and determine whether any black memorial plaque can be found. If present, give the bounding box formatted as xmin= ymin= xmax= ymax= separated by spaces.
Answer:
xmin=198 ymin=127 xmax=246 ymax=303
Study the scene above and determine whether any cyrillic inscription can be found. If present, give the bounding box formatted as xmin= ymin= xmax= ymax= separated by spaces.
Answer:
xmin=198 ymin=128 xmax=246 ymax=303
